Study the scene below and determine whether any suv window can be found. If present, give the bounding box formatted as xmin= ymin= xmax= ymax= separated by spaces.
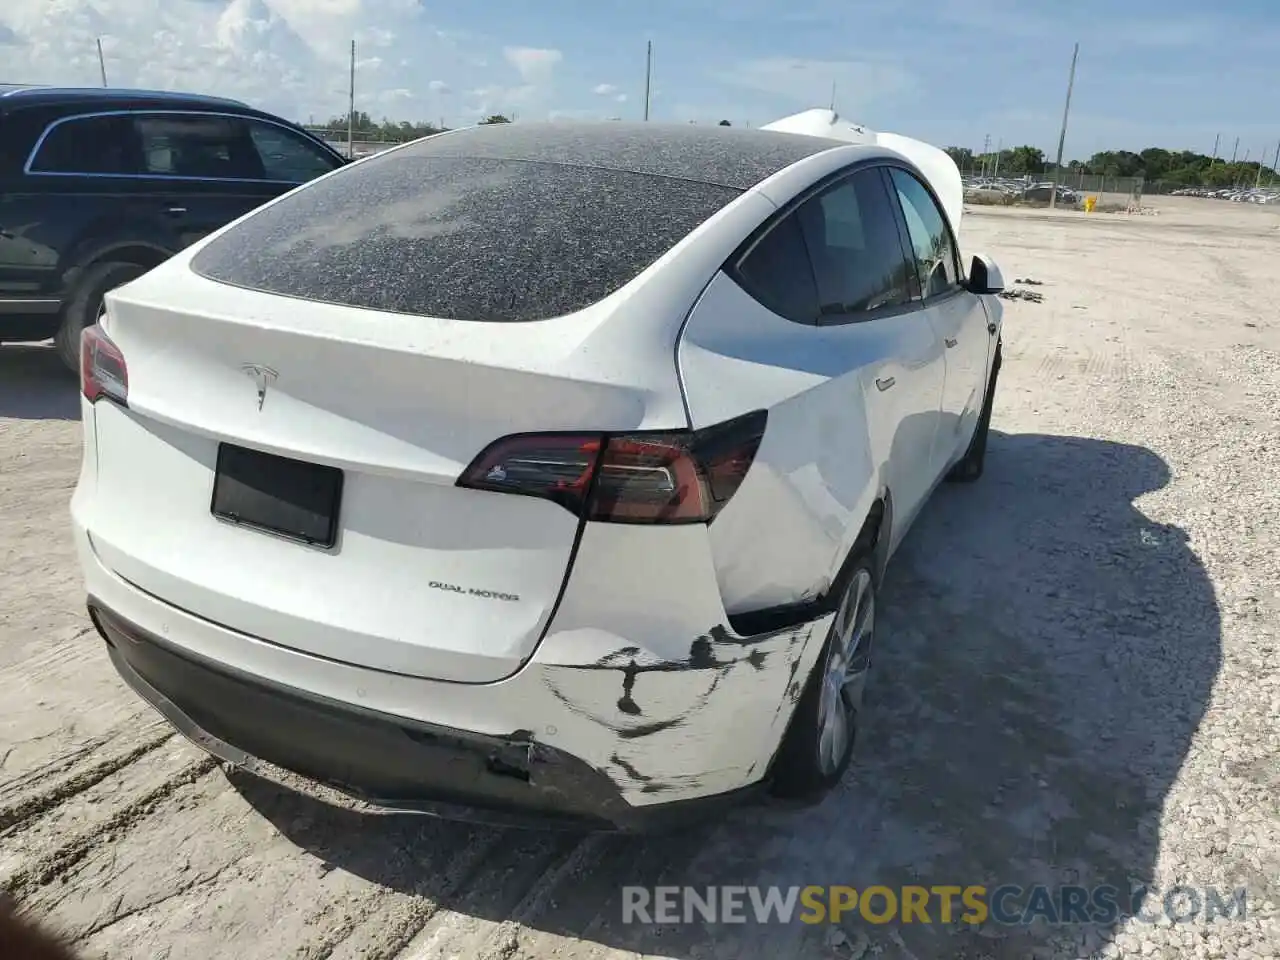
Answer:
xmin=889 ymin=168 xmax=960 ymax=298
xmin=134 ymin=114 xmax=265 ymax=180
xmin=246 ymin=120 xmax=341 ymax=182
xmin=736 ymin=215 xmax=819 ymax=323
xmin=795 ymin=168 xmax=915 ymax=318
xmin=28 ymin=115 xmax=139 ymax=175
xmin=190 ymin=151 xmax=740 ymax=322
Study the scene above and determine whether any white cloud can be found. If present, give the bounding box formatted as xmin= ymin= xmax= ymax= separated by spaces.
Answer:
xmin=0 ymin=0 xmax=565 ymax=126
xmin=711 ymin=57 xmax=916 ymax=116
xmin=503 ymin=45 xmax=562 ymax=85
xmin=357 ymin=26 xmax=395 ymax=48
xmin=615 ymin=93 xmax=627 ymax=103
xmin=592 ymin=82 xmax=617 ymax=95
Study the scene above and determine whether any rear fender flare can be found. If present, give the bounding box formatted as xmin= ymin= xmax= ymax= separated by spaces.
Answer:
xmin=827 ymin=491 xmax=892 ymax=605
xmin=60 ymin=235 xmax=175 ymax=299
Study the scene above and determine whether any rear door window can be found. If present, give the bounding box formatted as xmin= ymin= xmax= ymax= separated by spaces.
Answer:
xmin=190 ymin=150 xmax=741 ymax=322
xmin=245 ymin=120 xmax=341 ymax=183
xmin=888 ymin=168 xmax=961 ymax=298
xmin=735 ymin=215 xmax=819 ymax=323
xmin=27 ymin=115 xmax=140 ymax=175
xmin=134 ymin=113 xmax=266 ymax=180
xmin=796 ymin=168 xmax=916 ymax=319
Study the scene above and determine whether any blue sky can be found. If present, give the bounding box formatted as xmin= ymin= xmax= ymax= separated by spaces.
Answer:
xmin=2 ymin=0 xmax=1277 ymax=160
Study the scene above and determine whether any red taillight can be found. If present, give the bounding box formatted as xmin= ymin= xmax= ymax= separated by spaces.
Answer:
xmin=457 ymin=410 xmax=767 ymax=524
xmin=81 ymin=324 xmax=128 ymax=406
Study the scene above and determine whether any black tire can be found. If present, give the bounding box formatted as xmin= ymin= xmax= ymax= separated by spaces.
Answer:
xmin=54 ymin=261 xmax=148 ymax=372
xmin=769 ymin=557 xmax=877 ymax=801
xmin=945 ymin=340 xmax=1002 ymax=483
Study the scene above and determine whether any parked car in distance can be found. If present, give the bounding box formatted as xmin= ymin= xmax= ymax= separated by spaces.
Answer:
xmin=0 ymin=85 xmax=347 ymax=369
xmin=73 ymin=122 xmax=1005 ymax=831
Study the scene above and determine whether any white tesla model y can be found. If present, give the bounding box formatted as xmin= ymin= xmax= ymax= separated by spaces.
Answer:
xmin=71 ymin=121 xmax=1005 ymax=830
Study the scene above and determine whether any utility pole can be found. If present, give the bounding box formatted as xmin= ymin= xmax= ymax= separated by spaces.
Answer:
xmin=96 ymin=38 xmax=108 ymax=87
xmin=1255 ymin=150 xmax=1265 ymax=189
xmin=993 ymin=138 xmax=1003 ymax=178
xmin=1049 ymin=42 xmax=1079 ymax=211
xmin=643 ymin=41 xmax=652 ymax=121
xmin=347 ymin=40 xmax=356 ymax=160
xmin=1271 ymin=140 xmax=1280 ymax=188
xmin=1209 ymin=133 xmax=1220 ymax=166
xmin=829 ymin=79 xmax=836 ymax=111
xmin=981 ymin=133 xmax=991 ymax=177
xmin=1230 ymin=137 xmax=1239 ymax=164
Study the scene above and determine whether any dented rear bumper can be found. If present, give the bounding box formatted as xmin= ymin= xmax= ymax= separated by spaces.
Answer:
xmin=76 ymin=519 xmax=834 ymax=822
xmin=93 ymin=601 xmax=769 ymax=831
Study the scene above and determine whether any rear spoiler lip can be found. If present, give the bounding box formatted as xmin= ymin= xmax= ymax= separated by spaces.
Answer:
xmin=759 ymin=108 xmax=965 ymax=238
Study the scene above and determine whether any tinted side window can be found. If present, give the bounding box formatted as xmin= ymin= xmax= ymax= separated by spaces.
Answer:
xmin=247 ymin=120 xmax=341 ymax=183
xmin=795 ymin=169 xmax=915 ymax=318
xmin=28 ymin=115 xmax=139 ymax=175
xmin=134 ymin=114 xmax=266 ymax=179
xmin=735 ymin=215 xmax=819 ymax=323
xmin=889 ymin=168 xmax=960 ymax=298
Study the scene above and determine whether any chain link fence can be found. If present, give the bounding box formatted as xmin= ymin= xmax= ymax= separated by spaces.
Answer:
xmin=960 ymin=168 xmax=1145 ymax=210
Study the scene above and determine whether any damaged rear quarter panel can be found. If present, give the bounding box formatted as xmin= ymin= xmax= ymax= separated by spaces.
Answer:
xmin=528 ymin=522 xmax=832 ymax=805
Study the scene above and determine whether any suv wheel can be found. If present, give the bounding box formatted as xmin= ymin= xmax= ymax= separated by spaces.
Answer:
xmin=55 ymin=261 xmax=147 ymax=372
xmin=770 ymin=559 xmax=876 ymax=800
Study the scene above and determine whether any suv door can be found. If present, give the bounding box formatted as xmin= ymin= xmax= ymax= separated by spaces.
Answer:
xmin=676 ymin=165 xmax=946 ymax=612
xmin=132 ymin=112 xmax=280 ymax=249
xmin=888 ymin=166 xmax=992 ymax=473
xmin=7 ymin=113 xmax=147 ymax=309
xmin=130 ymin=112 xmax=341 ymax=250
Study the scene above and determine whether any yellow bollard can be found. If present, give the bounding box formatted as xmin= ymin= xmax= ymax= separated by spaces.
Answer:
xmin=1084 ymin=195 xmax=1097 ymax=213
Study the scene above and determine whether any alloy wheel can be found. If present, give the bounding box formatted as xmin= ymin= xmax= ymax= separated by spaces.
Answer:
xmin=815 ymin=568 xmax=875 ymax=775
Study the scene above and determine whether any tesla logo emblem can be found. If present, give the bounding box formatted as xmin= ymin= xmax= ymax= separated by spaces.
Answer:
xmin=240 ymin=363 xmax=278 ymax=410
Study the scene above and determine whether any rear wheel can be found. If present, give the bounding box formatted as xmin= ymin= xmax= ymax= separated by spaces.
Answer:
xmin=945 ymin=340 xmax=1002 ymax=483
xmin=54 ymin=261 xmax=148 ymax=372
xmin=770 ymin=559 xmax=876 ymax=800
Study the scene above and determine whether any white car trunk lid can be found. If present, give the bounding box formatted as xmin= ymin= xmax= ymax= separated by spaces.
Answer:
xmin=85 ymin=282 xmax=685 ymax=684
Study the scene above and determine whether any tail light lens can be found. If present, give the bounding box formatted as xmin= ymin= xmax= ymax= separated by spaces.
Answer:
xmin=81 ymin=324 xmax=128 ymax=406
xmin=457 ymin=410 xmax=768 ymax=524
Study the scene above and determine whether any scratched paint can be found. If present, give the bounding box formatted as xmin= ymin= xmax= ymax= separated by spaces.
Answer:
xmin=532 ymin=615 xmax=832 ymax=804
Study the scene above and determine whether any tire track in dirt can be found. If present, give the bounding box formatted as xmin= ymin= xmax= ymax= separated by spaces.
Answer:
xmin=372 ymin=831 xmax=583 ymax=960
xmin=302 ymin=827 xmax=512 ymax=960
xmin=0 ymin=726 xmax=174 ymax=833
xmin=5 ymin=756 xmax=218 ymax=900
xmin=1 ymin=737 xmax=202 ymax=889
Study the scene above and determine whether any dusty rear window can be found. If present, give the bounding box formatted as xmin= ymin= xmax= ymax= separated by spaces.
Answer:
xmin=190 ymin=152 xmax=741 ymax=322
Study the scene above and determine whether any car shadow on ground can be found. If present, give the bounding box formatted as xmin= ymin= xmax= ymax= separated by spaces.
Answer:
xmin=234 ymin=429 xmax=1220 ymax=959
xmin=0 ymin=343 xmax=80 ymax=421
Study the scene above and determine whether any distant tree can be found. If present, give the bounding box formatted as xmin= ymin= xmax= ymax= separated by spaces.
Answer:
xmin=1006 ymin=145 xmax=1046 ymax=175
xmin=313 ymin=113 xmax=444 ymax=143
xmin=480 ymin=114 xmax=512 ymax=125
xmin=718 ymin=119 xmax=731 ymax=126
xmin=945 ymin=146 xmax=975 ymax=169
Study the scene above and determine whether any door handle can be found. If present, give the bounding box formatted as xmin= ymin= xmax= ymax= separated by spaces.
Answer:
xmin=875 ymin=377 xmax=896 ymax=392
xmin=987 ymin=321 xmax=997 ymax=335
xmin=944 ymin=337 xmax=958 ymax=349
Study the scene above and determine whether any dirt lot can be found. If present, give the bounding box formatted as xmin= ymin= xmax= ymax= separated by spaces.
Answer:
xmin=2 ymin=196 xmax=1278 ymax=960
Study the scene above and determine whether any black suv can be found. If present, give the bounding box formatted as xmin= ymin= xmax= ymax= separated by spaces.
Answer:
xmin=0 ymin=86 xmax=347 ymax=369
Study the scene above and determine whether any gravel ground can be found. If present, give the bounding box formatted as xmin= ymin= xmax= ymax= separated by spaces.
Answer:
xmin=1 ymin=196 xmax=1278 ymax=960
